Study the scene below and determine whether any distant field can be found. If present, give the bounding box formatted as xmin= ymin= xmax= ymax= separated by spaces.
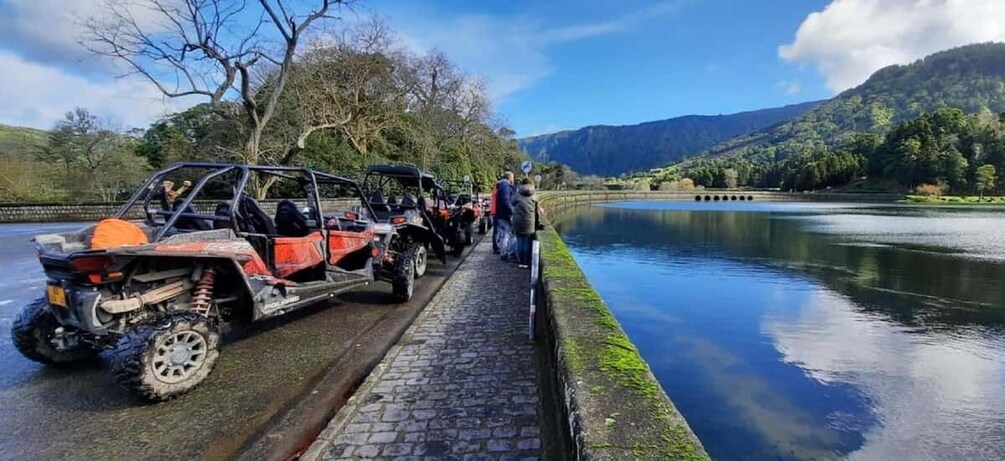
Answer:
xmin=905 ymin=195 xmax=1005 ymax=205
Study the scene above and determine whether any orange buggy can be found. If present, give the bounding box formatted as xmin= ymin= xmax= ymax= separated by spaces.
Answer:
xmin=11 ymin=163 xmax=415 ymax=401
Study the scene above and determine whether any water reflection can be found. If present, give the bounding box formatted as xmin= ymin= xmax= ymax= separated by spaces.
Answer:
xmin=554 ymin=201 xmax=1005 ymax=460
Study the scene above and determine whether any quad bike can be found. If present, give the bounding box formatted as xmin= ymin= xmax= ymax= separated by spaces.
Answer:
xmin=10 ymin=163 xmax=417 ymax=401
xmin=362 ymin=164 xmax=448 ymax=277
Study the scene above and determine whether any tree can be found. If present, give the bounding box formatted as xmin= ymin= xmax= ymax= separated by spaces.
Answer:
xmin=136 ymin=104 xmax=244 ymax=168
xmin=41 ymin=108 xmax=150 ymax=201
xmin=85 ymin=0 xmax=346 ymax=196
xmin=723 ymin=168 xmax=738 ymax=189
xmin=276 ymin=19 xmax=405 ymax=161
xmin=976 ymin=164 xmax=997 ymax=198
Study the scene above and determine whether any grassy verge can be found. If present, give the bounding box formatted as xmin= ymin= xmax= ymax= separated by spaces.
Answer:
xmin=904 ymin=195 xmax=1005 ymax=205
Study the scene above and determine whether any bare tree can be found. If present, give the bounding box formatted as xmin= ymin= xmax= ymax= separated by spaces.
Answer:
xmin=84 ymin=0 xmax=347 ymax=195
xmin=268 ymin=18 xmax=405 ymax=160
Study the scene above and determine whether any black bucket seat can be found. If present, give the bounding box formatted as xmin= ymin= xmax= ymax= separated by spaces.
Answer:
xmin=275 ymin=200 xmax=310 ymax=237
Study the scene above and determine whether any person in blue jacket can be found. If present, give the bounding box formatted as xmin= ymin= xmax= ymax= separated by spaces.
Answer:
xmin=493 ymin=171 xmax=516 ymax=261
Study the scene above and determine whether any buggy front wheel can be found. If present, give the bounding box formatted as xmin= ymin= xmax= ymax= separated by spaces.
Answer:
xmin=392 ymin=247 xmax=416 ymax=302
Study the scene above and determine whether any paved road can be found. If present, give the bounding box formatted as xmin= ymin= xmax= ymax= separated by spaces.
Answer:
xmin=305 ymin=238 xmax=554 ymax=460
xmin=0 ymin=222 xmax=478 ymax=460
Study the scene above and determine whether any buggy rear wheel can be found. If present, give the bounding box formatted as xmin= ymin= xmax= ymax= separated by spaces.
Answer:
xmin=11 ymin=298 xmax=97 ymax=366
xmin=451 ymin=232 xmax=464 ymax=256
xmin=412 ymin=243 xmax=428 ymax=278
xmin=392 ymin=246 xmax=416 ymax=302
xmin=111 ymin=313 xmax=220 ymax=402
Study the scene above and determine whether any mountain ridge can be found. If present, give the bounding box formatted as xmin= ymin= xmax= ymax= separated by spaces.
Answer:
xmin=518 ymin=100 xmax=822 ymax=176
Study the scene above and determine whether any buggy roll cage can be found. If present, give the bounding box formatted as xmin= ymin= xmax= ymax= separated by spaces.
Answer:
xmin=362 ymin=164 xmax=439 ymax=192
xmin=440 ymin=179 xmax=478 ymax=206
xmin=115 ymin=162 xmax=376 ymax=242
xmin=361 ymin=164 xmax=450 ymax=208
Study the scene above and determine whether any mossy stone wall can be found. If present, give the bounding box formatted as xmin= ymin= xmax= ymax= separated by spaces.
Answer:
xmin=536 ymin=192 xmax=711 ymax=460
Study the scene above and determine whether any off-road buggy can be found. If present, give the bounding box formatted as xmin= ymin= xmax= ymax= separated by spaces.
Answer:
xmin=11 ymin=162 xmax=419 ymax=401
xmin=477 ymin=194 xmax=493 ymax=235
xmin=441 ymin=177 xmax=483 ymax=242
xmin=361 ymin=164 xmax=449 ymax=274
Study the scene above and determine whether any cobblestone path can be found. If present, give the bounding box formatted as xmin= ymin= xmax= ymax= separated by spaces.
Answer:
xmin=305 ymin=237 xmax=544 ymax=460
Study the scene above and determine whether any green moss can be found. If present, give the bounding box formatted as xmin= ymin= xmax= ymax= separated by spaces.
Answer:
xmin=590 ymin=385 xmax=606 ymax=396
xmin=598 ymin=334 xmax=663 ymax=399
xmin=562 ymin=337 xmax=585 ymax=373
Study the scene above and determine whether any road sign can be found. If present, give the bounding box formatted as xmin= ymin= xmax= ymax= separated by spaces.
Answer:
xmin=521 ymin=160 xmax=533 ymax=174
xmin=534 ymin=174 xmax=542 ymax=183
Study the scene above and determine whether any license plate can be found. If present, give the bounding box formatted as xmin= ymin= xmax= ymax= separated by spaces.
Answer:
xmin=47 ymin=285 xmax=67 ymax=308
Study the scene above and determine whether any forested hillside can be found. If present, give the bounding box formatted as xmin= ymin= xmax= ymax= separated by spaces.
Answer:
xmin=517 ymin=101 xmax=820 ymax=176
xmin=698 ymin=43 xmax=1005 ymax=163
xmin=636 ymin=43 xmax=1005 ymax=195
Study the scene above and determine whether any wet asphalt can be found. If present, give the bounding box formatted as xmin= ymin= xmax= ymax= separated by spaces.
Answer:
xmin=0 ymin=222 xmax=479 ymax=460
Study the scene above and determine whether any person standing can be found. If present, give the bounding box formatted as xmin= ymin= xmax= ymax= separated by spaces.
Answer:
xmin=494 ymin=172 xmax=516 ymax=261
xmin=512 ymin=178 xmax=541 ymax=268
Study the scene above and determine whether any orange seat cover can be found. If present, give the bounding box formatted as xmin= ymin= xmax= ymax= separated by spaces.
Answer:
xmin=91 ymin=219 xmax=149 ymax=249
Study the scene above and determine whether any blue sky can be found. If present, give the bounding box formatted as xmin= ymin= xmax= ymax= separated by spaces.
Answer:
xmin=2 ymin=0 xmax=1004 ymax=136
xmin=374 ymin=0 xmax=833 ymax=136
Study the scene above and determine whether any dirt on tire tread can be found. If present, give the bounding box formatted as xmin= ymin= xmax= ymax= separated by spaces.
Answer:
xmin=110 ymin=313 xmax=219 ymax=402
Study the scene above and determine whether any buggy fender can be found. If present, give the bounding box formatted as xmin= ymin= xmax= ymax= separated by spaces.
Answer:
xmin=120 ymin=245 xmax=267 ymax=303
xmin=397 ymin=224 xmax=447 ymax=262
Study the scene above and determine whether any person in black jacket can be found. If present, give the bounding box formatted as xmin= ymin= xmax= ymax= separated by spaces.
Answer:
xmin=511 ymin=178 xmax=541 ymax=268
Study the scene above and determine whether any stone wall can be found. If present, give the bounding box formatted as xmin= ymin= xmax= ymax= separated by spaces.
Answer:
xmin=0 ymin=199 xmax=359 ymax=223
xmin=535 ymin=192 xmax=710 ymax=460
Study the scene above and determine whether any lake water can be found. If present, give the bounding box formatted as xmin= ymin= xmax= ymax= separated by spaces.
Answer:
xmin=554 ymin=201 xmax=1005 ymax=460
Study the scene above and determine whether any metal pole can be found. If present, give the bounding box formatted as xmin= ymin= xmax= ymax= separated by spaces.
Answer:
xmin=529 ymin=239 xmax=541 ymax=340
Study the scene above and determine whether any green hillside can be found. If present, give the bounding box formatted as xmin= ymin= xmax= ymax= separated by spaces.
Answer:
xmin=698 ymin=42 xmax=1005 ymax=164
xmin=0 ymin=124 xmax=48 ymax=155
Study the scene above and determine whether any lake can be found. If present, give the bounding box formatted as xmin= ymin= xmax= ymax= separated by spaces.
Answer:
xmin=554 ymin=201 xmax=1005 ymax=460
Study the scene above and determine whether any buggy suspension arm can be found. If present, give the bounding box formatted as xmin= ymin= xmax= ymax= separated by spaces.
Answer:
xmin=100 ymin=280 xmax=191 ymax=314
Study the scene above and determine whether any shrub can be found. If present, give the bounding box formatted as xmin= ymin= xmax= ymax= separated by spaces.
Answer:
xmin=914 ymin=183 xmax=943 ymax=197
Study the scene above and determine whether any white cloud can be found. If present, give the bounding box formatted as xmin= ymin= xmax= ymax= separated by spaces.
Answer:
xmin=389 ymin=2 xmax=686 ymax=101
xmin=527 ymin=122 xmax=565 ymax=137
xmin=0 ymin=0 xmax=168 ymax=72
xmin=765 ymin=289 xmax=1005 ymax=460
xmin=780 ymin=0 xmax=1005 ymax=92
xmin=0 ymin=50 xmax=195 ymax=130
xmin=777 ymin=80 xmax=802 ymax=96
